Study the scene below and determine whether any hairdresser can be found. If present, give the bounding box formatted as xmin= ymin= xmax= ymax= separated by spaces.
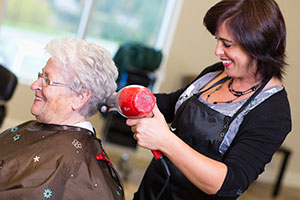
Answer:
xmin=126 ymin=0 xmax=292 ymax=199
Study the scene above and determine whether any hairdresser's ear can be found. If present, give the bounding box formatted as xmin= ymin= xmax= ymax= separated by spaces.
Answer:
xmin=71 ymin=90 xmax=91 ymax=111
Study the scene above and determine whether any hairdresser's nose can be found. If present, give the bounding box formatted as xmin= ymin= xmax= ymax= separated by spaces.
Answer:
xmin=215 ymin=40 xmax=224 ymax=57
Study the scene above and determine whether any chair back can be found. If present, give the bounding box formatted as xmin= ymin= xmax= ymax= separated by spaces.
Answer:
xmin=0 ymin=64 xmax=18 ymax=127
xmin=0 ymin=64 xmax=18 ymax=101
xmin=113 ymin=42 xmax=163 ymax=90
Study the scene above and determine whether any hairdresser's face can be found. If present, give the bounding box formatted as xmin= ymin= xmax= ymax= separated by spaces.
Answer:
xmin=30 ymin=59 xmax=76 ymax=124
xmin=215 ymin=22 xmax=257 ymax=80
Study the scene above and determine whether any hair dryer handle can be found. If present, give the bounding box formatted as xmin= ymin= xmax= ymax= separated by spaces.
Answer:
xmin=152 ymin=150 xmax=163 ymax=159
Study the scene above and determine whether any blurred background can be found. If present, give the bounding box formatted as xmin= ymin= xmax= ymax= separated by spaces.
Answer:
xmin=0 ymin=0 xmax=299 ymax=199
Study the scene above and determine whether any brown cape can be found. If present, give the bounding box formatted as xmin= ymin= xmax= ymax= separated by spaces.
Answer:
xmin=0 ymin=120 xmax=124 ymax=200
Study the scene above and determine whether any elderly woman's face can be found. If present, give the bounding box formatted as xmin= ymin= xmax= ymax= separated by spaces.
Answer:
xmin=214 ymin=22 xmax=257 ymax=80
xmin=30 ymin=59 xmax=77 ymax=124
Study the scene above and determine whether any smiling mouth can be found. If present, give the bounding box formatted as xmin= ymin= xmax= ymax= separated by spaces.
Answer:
xmin=222 ymin=60 xmax=232 ymax=64
xmin=35 ymin=97 xmax=44 ymax=102
xmin=221 ymin=59 xmax=233 ymax=67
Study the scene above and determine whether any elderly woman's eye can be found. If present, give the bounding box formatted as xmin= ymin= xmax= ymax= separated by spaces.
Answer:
xmin=45 ymin=78 xmax=51 ymax=85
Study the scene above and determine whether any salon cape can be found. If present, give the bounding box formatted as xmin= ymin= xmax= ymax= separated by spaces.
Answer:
xmin=0 ymin=120 xmax=124 ymax=200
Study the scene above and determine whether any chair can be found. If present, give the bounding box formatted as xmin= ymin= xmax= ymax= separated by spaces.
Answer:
xmin=0 ymin=64 xmax=18 ymax=127
xmin=101 ymin=42 xmax=162 ymax=180
xmin=113 ymin=42 xmax=162 ymax=90
xmin=272 ymin=147 xmax=292 ymax=197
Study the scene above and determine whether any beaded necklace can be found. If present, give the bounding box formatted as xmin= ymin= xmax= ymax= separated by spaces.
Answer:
xmin=206 ymin=78 xmax=261 ymax=104
xmin=228 ymin=78 xmax=261 ymax=97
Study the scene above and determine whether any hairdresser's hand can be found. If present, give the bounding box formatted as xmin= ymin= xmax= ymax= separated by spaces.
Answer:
xmin=126 ymin=104 xmax=172 ymax=152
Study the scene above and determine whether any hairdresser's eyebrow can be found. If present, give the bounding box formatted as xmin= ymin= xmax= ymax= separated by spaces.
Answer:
xmin=215 ymin=36 xmax=235 ymax=44
xmin=218 ymin=37 xmax=233 ymax=43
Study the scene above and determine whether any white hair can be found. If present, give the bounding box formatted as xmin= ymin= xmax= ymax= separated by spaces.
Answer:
xmin=45 ymin=37 xmax=118 ymax=117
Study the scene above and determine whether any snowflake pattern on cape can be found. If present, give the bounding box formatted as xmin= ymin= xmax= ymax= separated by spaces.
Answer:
xmin=33 ymin=155 xmax=40 ymax=162
xmin=13 ymin=134 xmax=21 ymax=141
xmin=43 ymin=188 xmax=52 ymax=199
xmin=10 ymin=126 xmax=18 ymax=133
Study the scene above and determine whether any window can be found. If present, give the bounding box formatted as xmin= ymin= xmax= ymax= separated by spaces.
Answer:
xmin=0 ymin=0 xmax=182 ymax=85
xmin=86 ymin=0 xmax=167 ymax=46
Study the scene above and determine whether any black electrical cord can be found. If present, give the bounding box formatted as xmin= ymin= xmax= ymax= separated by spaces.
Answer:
xmin=155 ymin=157 xmax=171 ymax=200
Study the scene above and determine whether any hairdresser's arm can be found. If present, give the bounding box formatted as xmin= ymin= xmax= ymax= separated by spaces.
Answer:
xmin=127 ymin=104 xmax=227 ymax=194
xmin=162 ymin=129 xmax=228 ymax=194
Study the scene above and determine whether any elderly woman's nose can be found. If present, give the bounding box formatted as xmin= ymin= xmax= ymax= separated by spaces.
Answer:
xmin=31 ymin=78 xmax=42 ymax=91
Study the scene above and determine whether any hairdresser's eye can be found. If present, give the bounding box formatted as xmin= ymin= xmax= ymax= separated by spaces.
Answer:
xmin=224 ymin=42 xmax=232 ymax=48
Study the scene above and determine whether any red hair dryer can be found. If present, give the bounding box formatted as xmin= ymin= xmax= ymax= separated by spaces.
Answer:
xmin=100 ymin=85 xmax=163 ymax=159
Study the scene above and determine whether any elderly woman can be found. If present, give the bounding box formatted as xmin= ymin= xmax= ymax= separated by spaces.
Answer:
xmin=126 ymin=0 xmax=292 ymax=199
xmin=0 ymin=37 xmax=124 ymax=199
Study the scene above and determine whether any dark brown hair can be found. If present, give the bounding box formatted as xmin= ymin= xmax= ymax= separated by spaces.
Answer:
xmin=203 ymin=0 xmax=287 ymax=80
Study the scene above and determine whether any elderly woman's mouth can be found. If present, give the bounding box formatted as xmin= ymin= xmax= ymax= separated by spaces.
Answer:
xmin=35 ymin=97 xmax=44 ymax=101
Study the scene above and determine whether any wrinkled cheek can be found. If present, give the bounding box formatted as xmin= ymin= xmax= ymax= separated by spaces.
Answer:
xmin=52 ymin=96 xmax=70 ymax=114
xmin=31 ymin=101 xmax=44 ymax=116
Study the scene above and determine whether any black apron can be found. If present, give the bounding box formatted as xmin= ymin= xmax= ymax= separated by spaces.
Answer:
xmin=134 ymin=77 xmax=269 ymax=200
xmin=134 ymin=95 xmax=229 ymax=200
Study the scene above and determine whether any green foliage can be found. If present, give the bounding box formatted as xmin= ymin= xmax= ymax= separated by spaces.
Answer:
xmin=5 ymin=0 xmax=53 ymax=31
xmin=3 ymin=0 xmax=167 ymax=46
xmin=88 ymin=0 xmax=167 ymax=46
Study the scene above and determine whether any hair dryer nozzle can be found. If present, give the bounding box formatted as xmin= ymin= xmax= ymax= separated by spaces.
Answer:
xmin=104 ymin=85 xmax=156 ymax=118
xmin=119 ymin=85 xmax=155 ymax=118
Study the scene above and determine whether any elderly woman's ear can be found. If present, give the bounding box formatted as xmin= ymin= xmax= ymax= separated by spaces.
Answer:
xmin=71 ymin=90 xmax=91 ymax=111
